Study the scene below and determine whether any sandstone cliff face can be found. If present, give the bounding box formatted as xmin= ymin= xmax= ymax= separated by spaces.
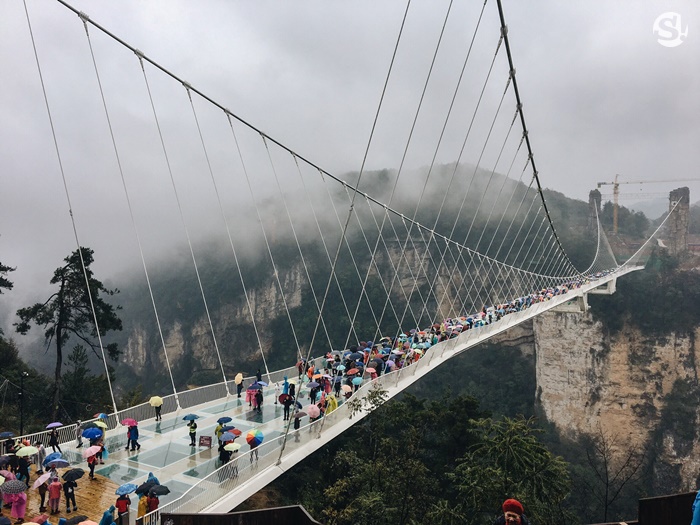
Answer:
xmin=533 ymin=310 xmax=700 ymax=492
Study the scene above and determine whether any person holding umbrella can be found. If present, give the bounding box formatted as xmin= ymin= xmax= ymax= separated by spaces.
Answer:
xmin=128 ymin=426 xmax=140 ymax=452
xmin=115 ymin=493 xmax=131 ymax=525
xmin=48 ymin=428 xmax=61 ymax=454
xmin=234 ymin=372 xmax=244 ymax=398
xmin=282 ymin=395 xmax=294 ymax=421
xmin=188 ymin=420 xmax=197 ymax=446
xmin=34 ymin=475 xmax=49 ymax=512
xmin=149 ymin=396 xmax=163 ymax=421
xmin=147 ymin=492 xmax=159 ymax=512
xmin=63 ymin=477 xmax=78 ymax=513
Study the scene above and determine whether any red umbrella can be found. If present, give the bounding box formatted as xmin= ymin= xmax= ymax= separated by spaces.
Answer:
xmin=347 ymin=368 xmax=359 ymax=375
xmin=278 ymin=394 xmax=291 ymax=404
xmin=121 ymin=418 xmax=138 ymax=426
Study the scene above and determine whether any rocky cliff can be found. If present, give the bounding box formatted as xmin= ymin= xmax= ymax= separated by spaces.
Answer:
xmin=533 ymin=309 xmax=700 ymax=493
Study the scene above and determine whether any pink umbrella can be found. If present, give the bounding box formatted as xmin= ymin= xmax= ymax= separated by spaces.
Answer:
xmin=305 ymin=404 xmax=321 ymax=418
xmin=32 ymin=471 xmax=51 ymax=489
xmin=121 ymin=418 xmax=138 ymax=426
xmin=81 ymin=446 xmax=101 ymax=459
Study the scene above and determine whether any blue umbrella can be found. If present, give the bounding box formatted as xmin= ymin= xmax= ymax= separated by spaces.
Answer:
xmin=46 ymin=422 xmax=63 ymax=429
xmin=0 ymin=431 xmax=14 ymax=439
xmin=47 ymin=458 xmax=70 ymax=468
xmin=352 ymin=377 xmax=363 ymax=385
xmin=307 ymin=381 xmax=320 ymax=388
xmin=220 ymin=432 xmax=235 ymax=441
xmin=249 ymin=383 xmax=263 ymax=390
xmin=82 ymin=428 xmax=102 ymax=440
xmin=256 ymin=381 xmax=268 ymax=387
xmin=221 ymin=425 xmax=235 ymax=431
xmin=115 ymin=483 xmax=137 ymax=496
xmin=43 ymin=452 xmax=62 ymax=466
xmin=217 ymin=417 xmax=232 ymax=424
xmin=182 ymin=414 xmax=199 ymax=421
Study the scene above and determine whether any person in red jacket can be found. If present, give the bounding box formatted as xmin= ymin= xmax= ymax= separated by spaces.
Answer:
xmin=115 ymin=494 xmax=131 ymax=525
xmin=147 ymin=493 xmax=159 ymax=512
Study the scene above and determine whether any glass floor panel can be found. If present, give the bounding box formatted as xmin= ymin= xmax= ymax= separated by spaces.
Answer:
xmin=140 ymin=417 xmax=182 ymax=434
xmin=200 ymin=398 xmax=247 ymax=415
xmin=95 ymin=463 xmax=148 ymax=484
xmin=237 ymin=403 xmax=285 ymax=425
xmin=125 ymin=442 xmax=194 ymax=469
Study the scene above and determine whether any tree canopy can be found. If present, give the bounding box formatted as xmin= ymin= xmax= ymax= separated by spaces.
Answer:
xmin=14 ymin=247 xmax=122 ymax=419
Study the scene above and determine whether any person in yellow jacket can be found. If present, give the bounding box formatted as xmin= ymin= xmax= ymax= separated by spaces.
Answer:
xmin=137 ymin=494 xmax=149 ymax=518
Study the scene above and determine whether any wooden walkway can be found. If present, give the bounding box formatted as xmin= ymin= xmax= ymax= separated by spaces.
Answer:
xmin=11 ymin=465 xmax=122 ymax=524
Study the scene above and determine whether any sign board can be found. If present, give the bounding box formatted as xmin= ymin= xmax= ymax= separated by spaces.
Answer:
xmin=198 ymin=435 xmax=212 ymax=448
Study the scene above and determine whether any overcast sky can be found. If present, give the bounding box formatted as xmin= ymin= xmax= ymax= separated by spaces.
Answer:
xmin=1 ymin=0 xmax=699 ymax=332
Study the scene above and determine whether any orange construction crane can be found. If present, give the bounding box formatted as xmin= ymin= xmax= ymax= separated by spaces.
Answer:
xmin=596 ymin=175 xmax=700 ymax=233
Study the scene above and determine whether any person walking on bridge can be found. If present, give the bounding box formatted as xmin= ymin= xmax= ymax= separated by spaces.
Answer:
xmin=188 ymin=420 xmax=197 ymax=446
xmin=493 ymin=498 xmax=530 ymax=525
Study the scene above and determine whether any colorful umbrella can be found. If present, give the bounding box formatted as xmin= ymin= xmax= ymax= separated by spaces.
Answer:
xmin=149 ymin=396 xmax=163 ymax=407
xmin=93 ymin=413 xmax=108 ymax=419
xmin=256 ymin=381 xmax=268 ymax=387
xmin=16 ymin=446 xmax=39 ymax=457
xmin=32 ymin=472 xmax=51 ymax=489
xmin=246 ymin=429 xmax=264 ymax=447
xmin=352 ymin=377 xmax=363 ymax=386
xmin=231 ymin=429 xmax=242 ymax=436
xmin=312 ymin=373 xmax=322 ymax=379
xmin=234 ymin=373 xmax=243 ymax=385
xmin=81 ymin=428 xmax=102 ymax=440
xmin=0 ymin=431 xmax=14 ymax=439
xmin=220 ymin=432 xmax=236 ymax=442
xmin=341 ymin=385 xmax=352 ymax=393
xmin=43 ymin=452 xmax=62 ymax=466
xmin=81 ymin=446 xmax=101 ymax=459
xmin=307 ymin=381 xmax=320 ymax=388
xmin=224 ymin=442 xmax=242 ymax=452
xmin=182 ymin=414 xmax=199 ymax=421
xmin=0 ymin=470 xmax=15 ymax=479
xmin=46 ymin=422 xmax=63 ymax=429
xmin=249 ymin=383 xmax=263 ymax=390
xmin=121 ymin=418 xmax=138 ymax=427
xmin=93 ymin=421 xmax=108 ymax=429
xmin=216 ymin=417 xmax=232 ymax=424
xmin=336 ymin=365 xmax=346 ymax=371
xmin=364 ymin=367 xmax=376 ymax=374
xmin=62 ymin=468 xmax=85 ymax=481
xmin=305 ymin=404 xmax=320 ymax=418
xmin=220 ymin=425 xmax=235 ymax=431
xmin=0 ymin=479 xmax=27 ymax=494
xmin=347 ymin=368 xmax=359 ymax=375
xmin=48 ymin=459 xmax=70 ymax=468
xmin=115 ymin=483 xmax=137 ymax=496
